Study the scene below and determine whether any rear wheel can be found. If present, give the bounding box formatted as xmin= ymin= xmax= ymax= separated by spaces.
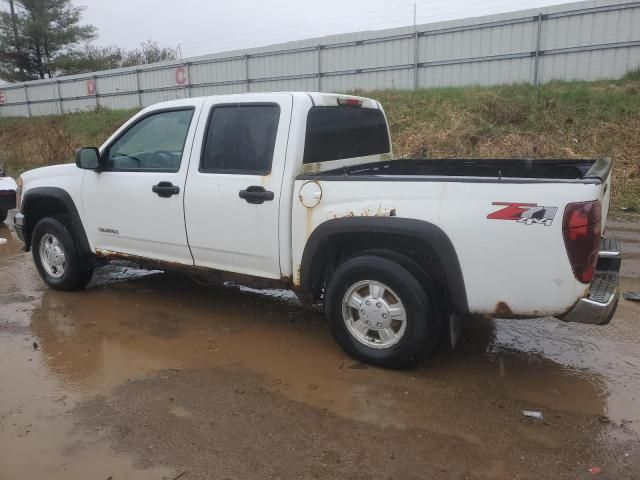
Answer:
xmin=32 ymin=217 xmax=93 ymax=291
xmin=0 ymin=209 xmax=7 ymax=224
xmin=325 ymin=255 xmax=439 ymax=369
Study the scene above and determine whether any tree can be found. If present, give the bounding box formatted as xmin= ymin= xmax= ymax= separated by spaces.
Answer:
xmin=0 ymin=1 xmax=34 ymax=81
xmin=0 ymin=0 xmax=95 ymax=81
xmin=120 ymin=41 xmax=179 ymax=67
xmin=56 ymin=41 xmax=179 ymax=75
xmin=7 ymin=0 xmax=19 ymax=50
xmin=55 ymin=44 xmax=124 ymax=74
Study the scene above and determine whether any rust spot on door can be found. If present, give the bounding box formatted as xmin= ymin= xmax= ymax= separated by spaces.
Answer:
xmin=494 ymin=301 xmax=513 ymax=317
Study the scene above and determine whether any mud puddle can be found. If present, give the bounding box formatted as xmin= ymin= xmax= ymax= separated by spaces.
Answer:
xmin=1 ymin=215 xmax=639 ymax=479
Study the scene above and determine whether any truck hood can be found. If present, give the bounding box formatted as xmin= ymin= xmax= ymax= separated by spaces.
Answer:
xmin=22 ymin=163 xmax=79 ymax=183
xmin=0 ymin=175 xmax=18 ymax=191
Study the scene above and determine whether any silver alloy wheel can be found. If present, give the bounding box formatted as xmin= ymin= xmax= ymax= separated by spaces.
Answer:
xmin=342 ymin=280 xmax=407 ymax=349
xmin=39 ymin=232 xmax=66 ymax=279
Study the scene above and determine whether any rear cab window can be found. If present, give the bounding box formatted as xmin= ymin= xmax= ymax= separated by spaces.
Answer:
xmin=303 ymin=106 xmax=390 ymax=164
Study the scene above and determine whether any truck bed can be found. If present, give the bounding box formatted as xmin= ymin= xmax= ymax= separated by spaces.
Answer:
xmin=299 ymin=158 xmax=611 ymax=184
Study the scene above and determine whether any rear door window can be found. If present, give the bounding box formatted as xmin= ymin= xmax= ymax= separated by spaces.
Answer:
xmin=303 ymin=106 xmax=390 ymax=164
xmin=200 ymin=104 xmax=280 ymax=175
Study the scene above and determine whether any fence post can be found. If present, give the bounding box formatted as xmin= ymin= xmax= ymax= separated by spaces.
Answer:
xmin=55 ymin=79 xmax=63 ymax=115
xmin=24 ymin=85 xmax=31 ymax=117
xmin=533 ymin=13 xmax=543 ymax=86
xmin=185 ymin=62 xmax=192 ymax=98
xmin=413 ymin=5 xmax=419 ymax=89
xmin=135 ymin=69 xmax=143 ymax=108
xmin=244 ymin=54 xmax=250 ymax=92
xmin=317 ymin=45 xmax=322 ymax=91
xmin=93 ymin=75 xmax=99 ymax=110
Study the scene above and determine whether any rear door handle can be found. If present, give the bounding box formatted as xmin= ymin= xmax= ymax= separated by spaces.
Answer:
xmin=152 ymin=181 xmax=180 ymax=198
xmin=239 ymin=186 xmax=274 ymax=204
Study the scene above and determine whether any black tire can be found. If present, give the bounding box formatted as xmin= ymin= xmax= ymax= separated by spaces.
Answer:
xmin=0 ymin=209 xmax=7 ymax=224
xmin=31 ymin=217 xmax=93 ymax=291
xmin=325 ymin=255 xmax=438 ymax=369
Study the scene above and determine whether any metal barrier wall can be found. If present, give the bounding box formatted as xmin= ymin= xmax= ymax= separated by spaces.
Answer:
xmin=0 ymin=0 xmax=639 ymax=117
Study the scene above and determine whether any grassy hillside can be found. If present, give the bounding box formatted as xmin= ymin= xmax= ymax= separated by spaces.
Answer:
xmin=1 ymin=74 xmax=639 ymax=211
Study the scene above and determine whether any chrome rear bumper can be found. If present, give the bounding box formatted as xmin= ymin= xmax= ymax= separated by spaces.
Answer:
xmin=559 ymin=238 xmax=621 ymax=326
xmin=13 ymin=212 xmax=25 ymax=242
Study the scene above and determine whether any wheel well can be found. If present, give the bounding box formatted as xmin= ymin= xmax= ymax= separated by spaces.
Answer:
xmin=306 ymin=232 xmax=451 ymax=308
xmin=23 ymin=196 xmax=69 ymax=249
xmin=21 ymin=188 xmax=94 ymax=264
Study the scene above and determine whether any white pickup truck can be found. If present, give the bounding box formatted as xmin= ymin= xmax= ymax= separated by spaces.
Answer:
xmin=14 ymin=92 xmax=621 ymax=368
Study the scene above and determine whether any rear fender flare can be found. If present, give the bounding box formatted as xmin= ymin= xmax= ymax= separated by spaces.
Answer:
xmin=299 ymin=217 xmax=468 ymax=313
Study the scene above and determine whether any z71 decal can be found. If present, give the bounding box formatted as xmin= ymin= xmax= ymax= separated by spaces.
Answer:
xmin=487 ymin=202 xmax=558 ymax=226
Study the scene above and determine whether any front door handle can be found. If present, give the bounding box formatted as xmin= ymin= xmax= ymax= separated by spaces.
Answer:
xmin=239 ymin=186 xmax=274 ymax=204
xmin=152 ymin=181 xmax=180 ymax=198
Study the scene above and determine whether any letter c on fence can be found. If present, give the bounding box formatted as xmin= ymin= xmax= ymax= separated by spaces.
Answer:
xmin=87 ymin=79 xmax=96 ymax=95
xmin=175 ymin=67 xmax=187 ymax=85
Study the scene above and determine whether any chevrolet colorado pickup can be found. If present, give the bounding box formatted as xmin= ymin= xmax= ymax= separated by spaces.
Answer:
xmin=0 ymin=163 xmax=17 ymax=224
xmin=14 ymin=92 xmax=621 ymax=368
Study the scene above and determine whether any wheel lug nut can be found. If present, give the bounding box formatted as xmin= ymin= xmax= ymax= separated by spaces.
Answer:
xmin=376 ymin=302 xmax=381 ymax=308
xmin=365 ymin=300 xmax=370 ymax=306
xmin=360 ymin=310 xmax=366 ymax=315
xmin=376 ymin=322 xmax=382 ymax=327
xmin=366 ymin=321 xmax=371 ymax=325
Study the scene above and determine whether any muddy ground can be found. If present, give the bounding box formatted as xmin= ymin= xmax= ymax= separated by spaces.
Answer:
xmin=1 ymin=213 xmax=639 ymax=480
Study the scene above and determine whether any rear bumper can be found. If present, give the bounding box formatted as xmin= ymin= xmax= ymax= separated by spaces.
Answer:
xmin=558 ymin=238 xmax=621 ymax=326
xmin=13 ymin=212 xmax=25 ymax=242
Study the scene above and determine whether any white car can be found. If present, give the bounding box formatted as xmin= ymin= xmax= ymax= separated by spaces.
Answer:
xmin=14 ymin=93 xmax=621 ymax=368
xmin=0 ymin=163 xmax=17 ymax=224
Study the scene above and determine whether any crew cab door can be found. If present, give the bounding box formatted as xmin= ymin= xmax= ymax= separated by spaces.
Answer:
xmin=184 ymin=94 xmax=293 ymax=279
xmin=82 ymin=103 xmax=202 ymax=264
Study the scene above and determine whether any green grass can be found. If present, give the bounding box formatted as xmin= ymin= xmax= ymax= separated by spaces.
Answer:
xmin=362 ymin=78 xmax=640 ymax=211
xmin=0 ymin=108 xmax=137 ymax=175
xmin=1 ymin=75 xmax=639 ymax=211
xmin=622 ymin=67 xmax=640 ymax=81
xmin=63 ymin=108 xmax=138 ymax=145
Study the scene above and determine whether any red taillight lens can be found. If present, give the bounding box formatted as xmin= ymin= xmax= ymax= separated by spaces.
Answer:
xmin=337 ymin=97 xmax=363 ymax=107
xmin=563 ymin=201 xmax=601 ymax=284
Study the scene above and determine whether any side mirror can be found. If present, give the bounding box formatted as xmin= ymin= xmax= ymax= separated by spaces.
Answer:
xmin=75 ymin=147 xmax=101 ymax=170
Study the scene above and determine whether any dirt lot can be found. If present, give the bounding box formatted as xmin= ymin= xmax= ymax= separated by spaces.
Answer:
xmin=1 ymin=214 xmax=639 ymax=480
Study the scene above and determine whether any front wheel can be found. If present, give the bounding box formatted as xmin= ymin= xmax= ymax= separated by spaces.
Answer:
xmin=32 ymin=217 xmax=93 ymax=291
xmin=325 ymin=255 xmax=438 ymax=369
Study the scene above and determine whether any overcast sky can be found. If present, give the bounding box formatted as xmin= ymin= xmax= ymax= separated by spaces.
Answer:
xmin=74 ymin=0 xmax=572 ymax=58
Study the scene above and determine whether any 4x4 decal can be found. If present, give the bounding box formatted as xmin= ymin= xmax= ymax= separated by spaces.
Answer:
xmin=488 ymin=202 xmax=558 ymax=226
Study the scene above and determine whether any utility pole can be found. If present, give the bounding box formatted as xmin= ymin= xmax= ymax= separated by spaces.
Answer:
xmin=413 ymin=3 xmax=416 ymax=30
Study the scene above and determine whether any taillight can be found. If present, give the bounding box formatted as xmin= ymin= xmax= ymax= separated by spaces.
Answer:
xmin=563 ymin=201 xmax=602 ymax=284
